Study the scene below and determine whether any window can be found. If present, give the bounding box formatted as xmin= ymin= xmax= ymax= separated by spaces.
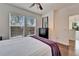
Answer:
xmin=9 ymin=13 xmax=36 ymax=38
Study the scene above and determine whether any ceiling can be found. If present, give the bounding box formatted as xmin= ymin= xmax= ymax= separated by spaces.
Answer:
xmin=9 ymin=3 xmax=75 ymax=15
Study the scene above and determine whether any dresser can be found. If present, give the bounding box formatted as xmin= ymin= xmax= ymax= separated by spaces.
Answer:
xmin=39 ymin=28 xmax=48 ymax=39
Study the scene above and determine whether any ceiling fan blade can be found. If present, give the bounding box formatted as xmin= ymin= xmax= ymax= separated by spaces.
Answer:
xmin=29 ymin=3 xmax=35 ymax=8
xmin=38 ymin=3 xmax=43 ymax=10
xmin=29 ymin=3 xmax=43 ymax=10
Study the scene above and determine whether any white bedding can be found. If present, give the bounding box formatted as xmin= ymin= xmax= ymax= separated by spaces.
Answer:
xmin=0 ymin=37 xmax=52 ymax=56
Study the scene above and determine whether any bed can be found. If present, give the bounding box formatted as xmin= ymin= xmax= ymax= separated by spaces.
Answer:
xmin=0 ymin=36 xmax=61 ymax=56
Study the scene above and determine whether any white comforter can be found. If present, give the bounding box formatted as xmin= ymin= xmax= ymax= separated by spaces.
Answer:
xmin=0 ymin=37 xmax=51 ymax=56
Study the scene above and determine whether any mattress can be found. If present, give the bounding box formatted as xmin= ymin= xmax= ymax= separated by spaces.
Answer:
xmin=0 ymin=36 xmax=52 ymax=56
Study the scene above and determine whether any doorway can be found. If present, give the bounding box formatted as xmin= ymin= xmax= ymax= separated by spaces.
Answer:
xmin=69 ymin=15 xmax=79 ymax=55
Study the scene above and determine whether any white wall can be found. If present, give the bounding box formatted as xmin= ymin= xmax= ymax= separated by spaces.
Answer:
xmin=54 ymin=4 xmax=79 ymax=45
xmin=0 ymin=4 xmax=42 ymax=40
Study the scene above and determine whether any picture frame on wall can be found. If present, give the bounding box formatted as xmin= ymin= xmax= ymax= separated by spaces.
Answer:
xmin=42 ymin=16 xmax=48 ymax=28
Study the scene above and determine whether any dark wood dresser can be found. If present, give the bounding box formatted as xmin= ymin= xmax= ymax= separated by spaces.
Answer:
xmin=39 ymin=28 xmax=48 ymax=39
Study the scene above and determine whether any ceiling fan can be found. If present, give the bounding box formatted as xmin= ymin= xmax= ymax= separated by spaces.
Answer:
xmin=29 ymin=3 xmax=43 ymax=10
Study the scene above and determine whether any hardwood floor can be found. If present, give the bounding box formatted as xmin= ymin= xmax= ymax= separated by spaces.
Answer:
xmin=57 ymin=40 xmax=79 ymax=56
xmin=57 ymin=43 xmax=69 ymax=56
